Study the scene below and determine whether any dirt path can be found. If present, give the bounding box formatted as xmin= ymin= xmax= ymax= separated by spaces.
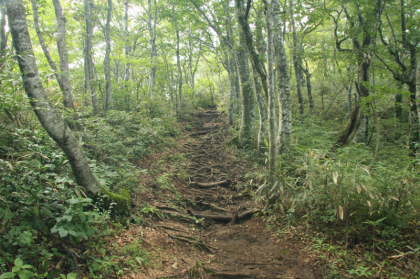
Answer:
xmin=131 ymin=110 xmax=322 ymax=278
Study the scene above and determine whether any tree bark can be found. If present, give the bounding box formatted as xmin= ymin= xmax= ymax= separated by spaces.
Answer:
xmin=0 ymin=2 xmax=7 ymax=67
xmin=228 ymin=56 xmax=236 ymax=125
xmin=84 ymin=0 xmax=97 ymax=115
xmin=235 ymin=0 xmax=268 ymax=101
xmin=289 ymin=0 xmax=304 ymax=116
xmin=104 ymin=0 xmax=113 ymax=113
xmin=148 ymin=0 xmax=157 ymax=98
xmin=265 ymin=0 xmax=277 ymax=188
xmin=335 ymin=54 xmax=371 ymax=147
xmin=172 ymin=7 xmax=182 ymax=116
xmin=52 ymin=0 xmax=74 ymax=111
xmin=252 ymin=63 xmax=267 ymax=154
xmin=5 ymin=0 xmax=101 ymax=194
xmin=303 ymin=67 xmax=314 ymax=116
xmin=31 ymin=0 xmax=74 ymax=111
xmin=416 ymin=53 xmax=420 ymax=142
xmin=235 ymin=1 xmax=255 ymax=146
xmin=273 ymin=0 xmax=291 ymax=154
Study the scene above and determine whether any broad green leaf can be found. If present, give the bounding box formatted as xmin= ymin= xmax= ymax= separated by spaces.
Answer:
xmin=14 ymin=258 xmax=23 ymax=267
xmin=17 ymin=269 xmax=34 ymax=279
xmin=0 ymin=272 xmax=16 ymax=279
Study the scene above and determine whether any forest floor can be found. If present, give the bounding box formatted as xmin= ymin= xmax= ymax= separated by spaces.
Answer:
xmin=117 ymin=110 xmax=323 ymax=278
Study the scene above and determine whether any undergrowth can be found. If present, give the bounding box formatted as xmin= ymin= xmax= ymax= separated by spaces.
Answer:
xmin=0 ymin=88 xmax=181 ymax=277
xmin=252 ymin=115 xmax=420 ymax=278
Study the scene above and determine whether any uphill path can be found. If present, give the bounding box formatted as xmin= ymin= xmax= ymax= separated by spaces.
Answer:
xmin=126 ymin=109 xmax=322 ymax=279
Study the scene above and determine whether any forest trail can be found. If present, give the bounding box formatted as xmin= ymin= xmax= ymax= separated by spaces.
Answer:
xmin=128 ymin=110 xmax=322 ymax=278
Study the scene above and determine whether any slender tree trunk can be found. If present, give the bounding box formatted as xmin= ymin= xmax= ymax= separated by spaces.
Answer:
xmin=228 ymin=56 xmax=236 ymax=125
xmin=395 ymin=85 xmax=403 ymax=123
xmin=52 ymin=0 xmax=74 ymax=111
xmin=235 ymin=0 xmax=268 ymax=101
xmin=409 ymin=82 xmax=419 ymax=153
xmin=335 ymin=54 xmax=371 ymax=148
xmin=226 ymin=0 xmax=235 ymax=125
xmin=273 ymin=0 xmax=291 ymax=154
xmin=235 ymin=2 xmax=255 ymax=146
xmin=416 ymin=53 xmax=420 ymax=142
xmin=172 ymin=8 xmax=182 ymax=115
xmin=31 ymin=0 xmax=72 ymax=110
xmin=303 ymin=67 xmax=314 ymax=116
xmin=265 ymin=0 xmax=277 ymax=188
xmin=5 ymin=0 xmax=102 ymax=194
xmin=148 ymin=0 xmax=157 ymax=98
xmin=104 ymin=0 xmax=113 ymax=113
xmin=347 ymin=83 xmax=353 ymax=118
xmin=0 ymin=3 xmax=7 ymax=67
xmin=84 ymin=0 xmax=97 ymax=115
xmin=252 ymin=63 xmax=267 ymax=154
xmin=289 ymin=0 xmax=303 ymax=116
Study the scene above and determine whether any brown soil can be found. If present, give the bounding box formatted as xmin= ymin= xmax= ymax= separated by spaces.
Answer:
xmin=127 ymin=110 xmax=323 ymax=279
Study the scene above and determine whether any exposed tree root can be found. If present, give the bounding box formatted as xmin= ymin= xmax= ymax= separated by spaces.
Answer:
xmin=187 ymin=209 xmax=259 ymax=224
xmin=189 ymin=180 xmax=231 ymax=188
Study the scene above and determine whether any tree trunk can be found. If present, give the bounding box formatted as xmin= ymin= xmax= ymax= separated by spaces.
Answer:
xmin=233 ymin=52 xmax=241 ymax=115
xmin=104 ymin=0 xmax=113 ymax=113
xmin=52 ymin=0 xmax=74 ymax=111
xmin=335 ymin=54 xmax=371 ymax=148
xmin=235 ymin=2 xmax=255 ymax=146
xmin=0 ymin=3 xmax=7 ymax=67
xmin=172 ymin=8 xmax=182 ymax=116
xmin=31 ymin=0 xmax=73 ymax=110
xmin=252 ymin=63 xmax=267 ymax=154
xmin=409 ymin=82 xmax=419 ymax=153
xmin=148 ymin=0 xmax=157 ymax=98
xmin=265 ymin=0 xmax=277 ymax=188
xmin=289 ymin=0 xmax=304 ymax=116
xmin=5 ymin=0 xmax=101 ymax=194
xmin=228 ymin=56 xmax=236 ymax=125
xmin=303 ymin=67 xmax=314 ymax=116
xmin=84 ymin=0 xmax=97 ymax=116
xmin=416 ymin=53 xmax=420 ymax=142
xmin=273 ymin=0 xmax=291 ymax=154
xmin=235 ymin=0 xmax=268 ymax=101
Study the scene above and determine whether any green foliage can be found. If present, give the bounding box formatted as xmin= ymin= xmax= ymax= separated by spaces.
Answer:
xmin=50 ymin=197 xmax=98 ymax=240
xmin=255 ymin=117 xmax=420 ymax=277
xmin=0 ymin=258 xmax=34 ymax=279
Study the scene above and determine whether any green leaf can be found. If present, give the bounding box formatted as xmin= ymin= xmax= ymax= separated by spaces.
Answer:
xmin=58 ymin=228 xmax=68 ymax=238
xmin=12 ymin=266 xmax=20 ymax=273
xmin=20 ymin=265 xmax=33 ymax=270
xmin=0 ymin=272 xmax=16 ymax=278
xmin=69 ymin=198 xmax=80 ymax=204
xmin=66 ymin=273 xmax=78 ymax=279
xmin=17 ymin=269 xmax=34 ymax=279
xmin=264 ymin=138 xmax=269 ymax=148
xmin=14 ymin=258 xmax=23 ymax=267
